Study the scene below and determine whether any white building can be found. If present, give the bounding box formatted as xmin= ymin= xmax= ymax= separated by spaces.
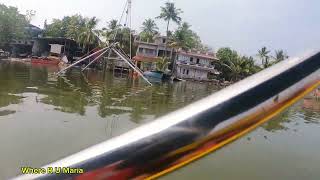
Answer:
xmin=175 ymin=51 xmax=220 ymax=81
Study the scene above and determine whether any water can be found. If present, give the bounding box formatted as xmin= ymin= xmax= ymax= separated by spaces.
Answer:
xmin=0 ymin=61 xmax=319 ymax=179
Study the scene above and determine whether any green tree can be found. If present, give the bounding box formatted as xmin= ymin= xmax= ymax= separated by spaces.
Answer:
xmin=0 ymin=4 xmax=28 ymax=44
xmin=257 ymin=46 xmax=271 ymax=68
xmin=216 ymin=47 xmax=260 ymax=81
xmin=170 ymin=22 xmax=201 ymax=51
xmin=273 ymin=49 xmax=289 ymax=63
xmin=140 ymin=18 xmax=159 ymax=42
xmin=78 ymin=17 xmax=101 ymax=53
xmin=157 ymin=2 xmax=183 ymax=56
xmin=156 ymin=57 xmax=170 ymax=72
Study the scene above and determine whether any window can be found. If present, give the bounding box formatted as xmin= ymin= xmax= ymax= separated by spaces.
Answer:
xmin=197 ymin=58 xmax=200 ymax=64
xmin=139 ymin=48 xmax=143 ymax=53
xmin=190 ymin=57 xmax=193 ymax=62
xmin=187 ymin=70 xmax=189 ymax=75
xmin=162 ymin=38 xmax=166 ymax=44
xmin=145 ymin=49 xmax=155 ymax=55
xmin=183 ymin=69 xmax=186 ymax=74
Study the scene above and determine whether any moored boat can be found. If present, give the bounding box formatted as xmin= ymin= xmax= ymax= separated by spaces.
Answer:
xmin=143 ymin=70 xmax=173 ymax=81
xmin=143 ymin=71 xmax=164 ymax=79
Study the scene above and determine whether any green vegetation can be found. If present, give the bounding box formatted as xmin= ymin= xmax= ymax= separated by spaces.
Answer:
xmin=156 ymin=57 xmax=170 ymax=72
xmin=157 ymin=2 xmax=183 ymax=43
xmin=216 ymin=46 xmax=289 ymax=82
xmin=216 ymin=48 xmax=260 ymax=82
xmin=0 ymin=1 xmax=290 ymax=82
xmin=140 ymin=18 xmax=159 ymax=42
xmin=0 ymin=4 xmax=28 ymax=44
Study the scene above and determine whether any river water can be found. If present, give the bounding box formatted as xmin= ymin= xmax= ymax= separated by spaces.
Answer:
xmin=0 ymin=60 xmax=319 ymax=179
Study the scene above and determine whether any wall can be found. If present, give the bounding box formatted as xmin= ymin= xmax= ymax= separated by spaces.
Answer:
xmin=176 ymin=66 xmax=209 ymax=81
xmin=177 ymin=54 xmax=212 ymax=67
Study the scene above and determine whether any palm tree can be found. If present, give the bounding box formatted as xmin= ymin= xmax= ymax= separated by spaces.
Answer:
xmin=169 ymin=22 xmax=200 ymax=51
xmin=156 ymin=57 xmax=170 ymax=72
xmin=79 ymin=17 xmax=101 ymax=53
xmin=157 ymin=2 xmax=183 ymax=56
xmin=273 ymin=50 xmax=289 ymax=63
xmin=140 ymin=18 xmax=159 ymax=42
xmin=257 ymin=46 xmax=271 ymax=68
xmin=101 ymin=19 xmax=121 ymax=43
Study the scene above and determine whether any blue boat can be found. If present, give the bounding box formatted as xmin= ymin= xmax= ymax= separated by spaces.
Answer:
xmin=143 ymin=71 xmax=164 ymax=79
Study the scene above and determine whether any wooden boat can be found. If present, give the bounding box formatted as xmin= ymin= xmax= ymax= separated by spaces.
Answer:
xmin=31 ymin=56 xmax=61 ymax=65
xmin=15 ymin=52 xmax=320 ymax=180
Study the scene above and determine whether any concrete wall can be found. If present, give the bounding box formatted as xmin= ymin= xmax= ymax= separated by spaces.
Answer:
xmin=176 ymin=66 xmax=209 ymax=81
xmin=177 ymin=54 xmax=212 ymax=67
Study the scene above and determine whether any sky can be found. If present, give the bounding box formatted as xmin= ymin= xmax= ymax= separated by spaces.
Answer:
xmin=1 ymin=0 xmax=320 ymax=57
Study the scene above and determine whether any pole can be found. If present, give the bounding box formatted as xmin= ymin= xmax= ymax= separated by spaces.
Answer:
xmin=128 ymin=0 xmax=132 ymax=59
xmin=57 ymin=46 xmax=110 ymax=75
xmin=82 ymin=48 xmax=110 ymax=71
xmin=112 ymin=47 xmax=152 ymax=86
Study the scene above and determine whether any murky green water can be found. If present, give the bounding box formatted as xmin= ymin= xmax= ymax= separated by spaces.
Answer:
xmin=0 ymin=61 xmax=319 ymax=179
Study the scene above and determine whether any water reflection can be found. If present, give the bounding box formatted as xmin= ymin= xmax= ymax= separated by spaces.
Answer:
xmin=262 ymin=95 xmax=320 ymax=132
xmin=0 ymin=61 xmax=218 ymax=121
xmin=0 ymin=61 xmax=320 ymax=179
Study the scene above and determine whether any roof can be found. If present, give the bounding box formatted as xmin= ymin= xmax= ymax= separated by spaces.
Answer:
xmin=133 ymin=55 xmax=161 ymax=62
xmin=35 ymin=37 xmax=76 ymax=43
xmin=178 ymin=51 xmax=219 ymax=61
xmin=34 ymin=37 xmax=77 ymax=47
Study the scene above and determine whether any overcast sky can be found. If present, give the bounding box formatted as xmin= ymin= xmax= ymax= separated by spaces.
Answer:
xmin=1 ymin=0 xmax=320 ymax=57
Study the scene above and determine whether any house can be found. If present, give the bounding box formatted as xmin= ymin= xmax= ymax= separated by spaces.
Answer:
xmin=32 ymin=37 xmax=78 ymax=61
xmin=10 ymin=24 xmax=43 ymax=57
xmin=133 ymin=35 xmax=173 ymax=71
xmin=175 ymin=50 xmax=220 ymax=81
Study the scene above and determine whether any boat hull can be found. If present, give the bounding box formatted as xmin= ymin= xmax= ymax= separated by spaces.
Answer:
xmin=31 ymin=58 xmax=61 ymax=65
xmin=143 ymin=71 xmax=164 ymax=79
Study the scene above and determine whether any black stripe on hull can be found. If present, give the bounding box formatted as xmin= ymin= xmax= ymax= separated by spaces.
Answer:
xmin=30 ymin=52 xmax=320 ymax=180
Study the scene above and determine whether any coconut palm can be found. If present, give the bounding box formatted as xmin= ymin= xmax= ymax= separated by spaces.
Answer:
xmin=156 ymin=57 xmax=170 ymax=72
xmin=140 ymin=18 xmax=159 ymax=42
xmin=170 ymin=22 xmax=201 ymax=51
xmin=157 ymin=2 xmax=183 ymax=56
xmin=273 ymin=50 xmax=289 ymax=63
xmin=79 ymin=17 xmax=101 ymax=53
xmin=257 ymin=46 xmax=271 ymax=68
xmin=157 ymin=2 xmax=183 ymax=36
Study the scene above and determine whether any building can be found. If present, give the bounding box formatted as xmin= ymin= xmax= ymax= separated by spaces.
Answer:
xmin=175 ymin=50 xmax=220 ymax=81
xmin=133 ymin=35 xmax=173 ymax=71
xmin=10 ymin=24 xmax=43 ymax=57
xmin=32 ymin=37 xmax=78 ymax=61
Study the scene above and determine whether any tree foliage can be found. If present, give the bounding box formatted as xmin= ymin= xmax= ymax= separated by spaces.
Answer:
xmin=157 ymin=1 xmax=183 ymax=42
xmin=140 ymin=18 xmax=159 ymax=42
xmin=44 ymin=15 xmax=101 ymax=52
xmin=0 ymin=4 xmax=28 ymax=44
xmin=217 ymin=47 xmax=260 ymax=81
xmin=169 ymin=22 xmax=201 ymax=51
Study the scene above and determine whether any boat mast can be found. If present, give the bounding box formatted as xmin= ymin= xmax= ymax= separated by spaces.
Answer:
xmin=128 ymin=0 xmax=132 ymax=59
